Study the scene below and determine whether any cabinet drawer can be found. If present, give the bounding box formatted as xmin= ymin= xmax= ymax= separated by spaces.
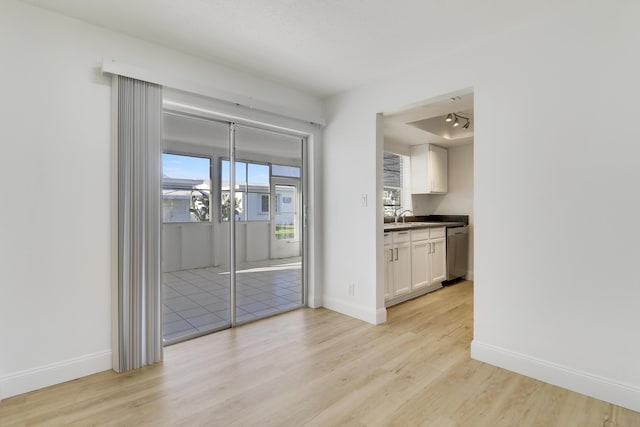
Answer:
xmin=411 ymin=229 xmax=429 ymax=242
xmin=429 ymin=227 xmax=446 ymax=239
xmin=384 ymin=233 xmax=392 ymax=245
xmin=392 ymin=230 xmax=411 ymax=243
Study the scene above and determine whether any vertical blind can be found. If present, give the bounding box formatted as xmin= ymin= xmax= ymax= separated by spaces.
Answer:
xmin=383 ymin=152 xmax=402 ymax=188
xmin=383 ymin=152 xmax=403 ymax=216
xmin=117 ymin=76 xmax=163 ymax=371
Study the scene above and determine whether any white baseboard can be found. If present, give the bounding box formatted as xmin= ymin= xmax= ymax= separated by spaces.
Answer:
xmin=386 ymin=283 xmax=442 ymax=308
xmin=471 ymin=340 xmax=640 ymax=413
xmin=322 ymin=295 xmax=384 ymax=325
xmin=465 ymin=269 xmax=474 ymax=281
xmin=0 ymin=350 xmax=112 ymax=401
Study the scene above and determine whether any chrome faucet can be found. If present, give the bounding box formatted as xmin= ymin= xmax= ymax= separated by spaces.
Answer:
xmin=394 ymin=209 xmax=413 ymax=224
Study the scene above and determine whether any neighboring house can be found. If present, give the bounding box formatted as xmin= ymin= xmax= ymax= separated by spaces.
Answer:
xmin=162 ymin=176 xmax=209 ymax=223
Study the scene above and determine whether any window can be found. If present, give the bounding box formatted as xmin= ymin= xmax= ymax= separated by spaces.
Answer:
xmin=272 ymin=164 xmax=301 ymax=178
xmin=162 ymin=153 xmax=211 ymax=223
xmin=221 ymin=159 xmax=270 ymax=221
xmin=383 ymin=152 xmax=410 ymax=218
xmin=260 ymin=194 xmax=270 ymax=214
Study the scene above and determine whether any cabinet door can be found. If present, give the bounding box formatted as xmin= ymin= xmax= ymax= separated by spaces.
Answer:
xmin=410 ymin=144 xmax=429 ymax=194
xmin=384 ymin=245 xmax=394 ymax=300
xmin=393 ymin=243 xmax=412 ymax=296
xmin=411 ymin=240 xmax=430 ymax=289
xmin=428 ymin=145 xmax=448 ymax=193
xmin=430 ymin=237 xmax=447 ymax=284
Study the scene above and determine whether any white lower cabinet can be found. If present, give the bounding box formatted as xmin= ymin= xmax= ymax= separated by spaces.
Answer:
xmin=393 ymin=243 xmax=412 ymax=296
xmin=430 ymin=236 xmax=446 ymax=284
xmin=384 ymin=242 xmax=393 ymax=300
xmin=411 ymin=238 xmax=431 ymax=290
xmin=384 ymin=231 xmax=412 ymax=299
xmin=385 ymin=227 xmax=447 ymax=306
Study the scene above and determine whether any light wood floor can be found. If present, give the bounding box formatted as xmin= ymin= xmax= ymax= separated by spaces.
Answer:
xmin=2 ymin=281 xmax=639 ymax=426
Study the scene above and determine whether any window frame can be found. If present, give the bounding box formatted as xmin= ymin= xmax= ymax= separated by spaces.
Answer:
xmin=219 ymin=158 xmax=272 ymax=223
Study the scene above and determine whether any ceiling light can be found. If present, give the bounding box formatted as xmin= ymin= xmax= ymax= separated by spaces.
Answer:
xmin=445 ymin=112 xmax=471 ymax=129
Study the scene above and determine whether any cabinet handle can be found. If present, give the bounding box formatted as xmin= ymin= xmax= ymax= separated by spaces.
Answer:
xmin=389 ymin=248 xmax=394 ymax=262
xmin=398 ymin=231 xmax=408 ymax=235
xmin=395 ymin=248 xmax=398 ymax=261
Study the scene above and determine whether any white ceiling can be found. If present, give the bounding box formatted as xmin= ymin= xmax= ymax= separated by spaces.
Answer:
xmin=21 ymin=0 xmax=556 ymax=98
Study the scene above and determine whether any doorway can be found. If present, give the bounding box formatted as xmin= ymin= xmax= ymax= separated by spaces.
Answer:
xmin=271 ymin=180 xmax=301 ymax=259
xmin=380 ymin=89 xmax=474 ymax=312
xmin=161 ymin=111 xmax=306 ymax=345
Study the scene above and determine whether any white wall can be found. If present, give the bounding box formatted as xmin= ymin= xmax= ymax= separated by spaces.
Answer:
xmin=162 ymin=222 xmax=272 ymax=272
xmin=323 ymin=2 xmax=640 ymax=412
xmin=323 ymin=100 xmax=381 ymax=323
xmin=413 ymin=144 xmax=474 ymax=278
xmin=0 ymin=0 xmax=323 ymax=399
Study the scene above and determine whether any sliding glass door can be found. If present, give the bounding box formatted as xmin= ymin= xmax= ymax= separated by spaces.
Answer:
xmin=232 ymin=126 xmax=304 ymax=323
xmin=161 ymin=111 xmax=305 ymax=344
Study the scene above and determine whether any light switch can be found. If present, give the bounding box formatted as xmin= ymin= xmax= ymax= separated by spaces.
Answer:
xmin=360 ymin=194 xmax=368 ymax=207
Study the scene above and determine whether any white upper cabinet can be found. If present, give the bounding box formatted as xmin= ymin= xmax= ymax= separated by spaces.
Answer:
xmin=410 ymin=144 xmax=448 ymax=194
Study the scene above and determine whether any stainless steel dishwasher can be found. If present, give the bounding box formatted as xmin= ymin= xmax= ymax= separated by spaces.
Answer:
xmin=446 ymin=226 xmax=469 ymax=281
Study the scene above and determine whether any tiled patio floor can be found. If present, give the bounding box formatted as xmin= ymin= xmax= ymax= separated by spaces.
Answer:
xmin=163 ymin=257 xmax=302 ymax=344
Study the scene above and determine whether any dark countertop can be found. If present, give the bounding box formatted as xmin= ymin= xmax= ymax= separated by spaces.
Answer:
xmin=383 ymin=214 xmax=469 ymax=232
xmin=384 ymin=221 xmax=464 ymax=232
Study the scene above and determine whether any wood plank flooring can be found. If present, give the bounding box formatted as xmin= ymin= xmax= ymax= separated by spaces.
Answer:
xmin=2 ymin=281 xmax=639 ymax=426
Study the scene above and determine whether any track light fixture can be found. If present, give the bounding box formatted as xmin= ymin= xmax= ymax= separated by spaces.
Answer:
xmin=445 ymin=113 xmax=471 ymax=129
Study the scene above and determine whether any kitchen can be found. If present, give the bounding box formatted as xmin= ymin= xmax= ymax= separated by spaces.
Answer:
xmin=382 ymin=91 xmax=474 ymax=307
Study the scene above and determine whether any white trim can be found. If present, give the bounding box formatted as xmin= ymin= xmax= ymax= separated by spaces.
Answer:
xmin=465 ymin=270 xmax=474 ymax=281
xmin=0 ymin=350 xmax=112 ymax=401
xmin=322 ymin=296 xmax=385 ymax=325
xmin=471 ymin=340 xmax=640 ymax=413
xmin=385 ymin=283 xmax=443 ymax=308
xmin=101 ymin=59 xmax=326 ymax=126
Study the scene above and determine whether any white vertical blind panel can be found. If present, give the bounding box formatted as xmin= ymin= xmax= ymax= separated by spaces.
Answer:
xmin=117 ymin=76 xmax=162 ymax=371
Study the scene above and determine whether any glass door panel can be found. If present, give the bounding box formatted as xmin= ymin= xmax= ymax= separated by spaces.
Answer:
xmin=233 ymin=125 xmax=304 ymax=323
xmin=161 ymin=112 xmax=231 ymax=345
xmin=272 ymin=182 xmax=300 ymax=258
